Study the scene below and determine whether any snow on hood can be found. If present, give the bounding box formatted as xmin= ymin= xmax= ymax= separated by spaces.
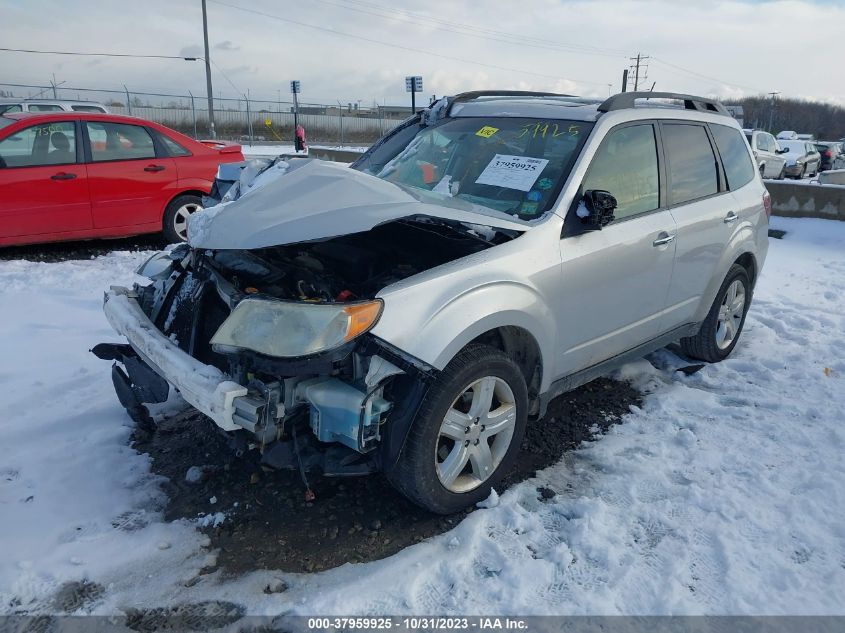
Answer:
xmin=187 ymin=159 xmax=529 ymax=250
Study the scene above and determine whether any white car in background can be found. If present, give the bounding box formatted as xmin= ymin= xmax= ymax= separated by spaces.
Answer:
xmin=744 ymin=129 xmax=787 ymax=179
xmin=779 ymin=140 xmax=821 ymax=179
xmin=0 ymin=99 xmax=109 ymax=114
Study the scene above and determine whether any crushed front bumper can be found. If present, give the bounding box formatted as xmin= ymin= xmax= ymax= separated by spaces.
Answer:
xmin=103 ymin=286 xmax=248 ymax=431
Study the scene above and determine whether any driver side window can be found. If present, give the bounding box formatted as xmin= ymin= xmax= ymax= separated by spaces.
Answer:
xmin=581 ymin=124 xmax=659 ymax=221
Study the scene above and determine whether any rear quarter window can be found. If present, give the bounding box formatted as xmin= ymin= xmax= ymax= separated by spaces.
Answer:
xmin=710 ymin=124 xmax=755 ymax=190
xmin=661 ymin=123 xmax=719 ymax=205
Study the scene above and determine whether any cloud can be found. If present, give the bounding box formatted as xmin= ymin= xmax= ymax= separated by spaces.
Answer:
xmin=179 ymin=45 xmax=203 ymax=59
xmin=0 ymin=0 xmax=840 ymax=106
xmin=214 ymin=40 xmax=240 ymax=51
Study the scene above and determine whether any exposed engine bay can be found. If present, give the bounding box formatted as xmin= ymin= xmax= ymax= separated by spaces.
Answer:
xmin=205 ymin=216 xmax=502 ymax=302
xmin=98 ymin=216 xmax=510 ymax=477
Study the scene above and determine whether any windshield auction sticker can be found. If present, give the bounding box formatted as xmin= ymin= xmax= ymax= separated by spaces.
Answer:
xmin=475 ymin=154 xmax=550 ymax=192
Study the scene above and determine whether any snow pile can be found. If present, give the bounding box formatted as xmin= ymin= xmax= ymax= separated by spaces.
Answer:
xmin=1 ymin=217 xmax=844 ymax=616
xmin=0 ymin=252 xmax=211 ymax=613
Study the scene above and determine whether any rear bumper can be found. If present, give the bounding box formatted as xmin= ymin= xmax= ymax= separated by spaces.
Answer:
xmin=103 ymin=286 xmax=247 ymax=431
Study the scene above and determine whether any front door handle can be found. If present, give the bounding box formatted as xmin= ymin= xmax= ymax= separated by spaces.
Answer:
xmin=50 ymin=172 xmax=76 ymax=180
xmin=724 ymin=211 xmax=739 ymax=224
xmin=652 ymin=232 xmax=676 ymax=247
xmin=144 ymin=164 xmax=166 ymax=172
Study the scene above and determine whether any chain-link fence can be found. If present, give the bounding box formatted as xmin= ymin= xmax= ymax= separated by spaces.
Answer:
xmin=0 ymin=82 xmax=414 ymax=145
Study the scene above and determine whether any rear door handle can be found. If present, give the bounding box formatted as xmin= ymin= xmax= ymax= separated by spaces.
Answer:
xmin=50 ymin=172 xmax=76 ymax=180
xmin=652 ymin=232 xmax=676 ymax=247
xmin=144 ymin=164 xmax=166 ymax=172
xmin=724 ymin=211 xmax=739 ymax=224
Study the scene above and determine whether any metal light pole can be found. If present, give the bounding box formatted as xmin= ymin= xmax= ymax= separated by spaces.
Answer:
xmin=405 ymin=76 xmax=422 ymax=115
xmin=291 ymin=80 xmax=301 ymax=150
xmin=201 ymin=0 xmax=216 ymax=138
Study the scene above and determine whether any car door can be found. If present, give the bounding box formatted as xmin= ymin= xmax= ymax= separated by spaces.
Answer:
xmin=83 ymin=120 xmax=176 ymax=230
xmin=0 ymin=119 xmax=92 ymax=242
xmin=660 ymin=122 xmax=737 ymax=331
xmin=753 ymin=132 xmax=768 ymax=176
xmin=805 ymin=143 xmax=820 ymax=173
xmin=556 ymin=121 xmax=676 ymax=374
xmin=757 ymin=132 xmax=777 ymax=177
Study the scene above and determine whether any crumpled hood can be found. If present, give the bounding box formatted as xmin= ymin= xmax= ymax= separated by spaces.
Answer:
xmin=188 ymin=159 xmax=528 ymax=250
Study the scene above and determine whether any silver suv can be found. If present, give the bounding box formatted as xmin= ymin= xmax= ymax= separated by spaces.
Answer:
xmin=97 ymin=91 xmax=770 ymax=513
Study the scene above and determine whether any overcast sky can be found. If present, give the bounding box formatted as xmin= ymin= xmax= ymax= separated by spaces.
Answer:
xmin=2 ymin=0 xmax=841 ymax=108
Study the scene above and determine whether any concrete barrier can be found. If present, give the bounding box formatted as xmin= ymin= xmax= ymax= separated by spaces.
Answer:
xmin=765 ymin=181 xmax=845 ymax=221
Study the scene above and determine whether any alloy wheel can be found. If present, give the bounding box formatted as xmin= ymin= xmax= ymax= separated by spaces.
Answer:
xmin=172 ymin=202 xmax=201 ymax=241
xmin=716 ymin=279 xmax=746 ymax=350
xmin=435 ymin=376 xmax=517 ymax=493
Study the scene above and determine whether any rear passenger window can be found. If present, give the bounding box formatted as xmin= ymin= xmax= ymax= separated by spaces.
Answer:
xmin=662 ymin=124 xmax=719 ymax=205
xmin=710 ymin=124 xmax=755 ymax=190
xmin=28 ymin=104 xmax=64 ymax=112
xmin=86 ymin=122 xmax=156 ymax=161
xmin=581 ymin=124 xmax=659 ymax=220
xmin=158 ymin=133 xmax=191 ymax=157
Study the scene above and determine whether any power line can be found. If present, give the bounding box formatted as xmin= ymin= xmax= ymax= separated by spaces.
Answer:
xmin=207 ymin=0 xmax=609 ymax=87
xmin=309 ymin=0 xmax=627 ymax=58
xmin=0 ymin=47 xmax=196 ymax=60
xmin=650 ymin=57 xmax=764 ymax=94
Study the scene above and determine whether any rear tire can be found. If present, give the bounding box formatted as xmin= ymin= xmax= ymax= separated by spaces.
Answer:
xmin=387 ymin=345 xmax=528 ymax=514
xmin=680 ymin=264 xmax=751 ymax=363
xmin=163 ymin=194 xmax=202 ymax=243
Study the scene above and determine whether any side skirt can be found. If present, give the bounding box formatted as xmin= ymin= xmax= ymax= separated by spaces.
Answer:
xmin=536 ymin=322 xmax=700 ymax=419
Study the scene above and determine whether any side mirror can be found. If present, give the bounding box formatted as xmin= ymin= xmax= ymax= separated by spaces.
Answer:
xmin=579 ymin=190 xmax=617 ymax=229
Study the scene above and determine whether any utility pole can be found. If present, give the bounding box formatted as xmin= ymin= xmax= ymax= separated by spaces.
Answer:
xmin=767 ymin=91 xmax=780 ymax=132
xmin=201 ymin=0 xmax=216 ymax=138
xmin=621 ymin=69 xmax=628 ymax=93
xmin=51 ymin=73 xmax=57 ymax=98
xmin=629 ymin=53 xmax=650 ymax=92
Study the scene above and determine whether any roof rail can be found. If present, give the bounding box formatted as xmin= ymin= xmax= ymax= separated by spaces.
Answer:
xmin=446 ymin=90 xmax=577 ymax=115
xmin=597 ymin=91 xmax=730 ymax=116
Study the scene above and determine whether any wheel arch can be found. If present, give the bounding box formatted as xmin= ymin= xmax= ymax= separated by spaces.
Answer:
xmin=466 ymin=326 xmax=543 ymax=416
xmin=734 ymin=251 xmax=758 ymax=287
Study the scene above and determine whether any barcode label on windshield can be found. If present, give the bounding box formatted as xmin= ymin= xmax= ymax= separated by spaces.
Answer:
xmin=475 ymin=154 xmax=550 ymax=192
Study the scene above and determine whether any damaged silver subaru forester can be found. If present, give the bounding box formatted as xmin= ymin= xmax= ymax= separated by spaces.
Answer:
xmin=96 ymin=91 xmax=769 ymax=513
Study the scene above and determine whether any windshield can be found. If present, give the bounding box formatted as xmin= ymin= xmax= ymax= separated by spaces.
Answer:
xmin=0 ymin=116 xmax=15 ymax=130
xmin=354 ymin=117 xmax=592 ymax=219
xmin=780 ymin=140 xmax=804 ymax=153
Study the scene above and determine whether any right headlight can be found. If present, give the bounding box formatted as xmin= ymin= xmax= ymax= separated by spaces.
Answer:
xmin=210 ymin=297 xmax=383 ymax=358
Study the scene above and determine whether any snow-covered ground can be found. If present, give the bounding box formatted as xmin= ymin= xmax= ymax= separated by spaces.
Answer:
xmin=1 ymin=216 xmax=844 ymax=615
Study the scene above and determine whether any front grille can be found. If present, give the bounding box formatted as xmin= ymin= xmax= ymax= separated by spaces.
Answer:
xmin=159 ymin=271 xmax=231 ymax=372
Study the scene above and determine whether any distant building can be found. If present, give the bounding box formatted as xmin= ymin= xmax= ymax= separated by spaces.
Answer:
xmin=377 ymin=105 xmax=414 ymax=119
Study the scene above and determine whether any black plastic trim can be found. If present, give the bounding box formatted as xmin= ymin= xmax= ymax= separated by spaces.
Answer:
xmin=536 ymin=322 xmax=700 ymax=418
xmin=598 ymin=92 xmax=730 ymax=116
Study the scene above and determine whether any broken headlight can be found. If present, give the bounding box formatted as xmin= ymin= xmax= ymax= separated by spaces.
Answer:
xmin=210 ymin=297 xmax=383 ymax=358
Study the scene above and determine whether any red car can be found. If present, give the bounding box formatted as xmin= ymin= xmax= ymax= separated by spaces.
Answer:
xmin=0 ymin=112 xmax=243 ymax=246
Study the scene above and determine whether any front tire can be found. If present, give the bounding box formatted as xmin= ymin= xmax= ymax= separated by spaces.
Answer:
xmin=680 ymin=264 xmax=752 ymax=363
xmin=163 ymin=194 xmax=202 ymax=243
xmin=776 ymin=165 xmax=786 ymax=180
xmin=387 ymin=345 xmax=528 ymax=514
